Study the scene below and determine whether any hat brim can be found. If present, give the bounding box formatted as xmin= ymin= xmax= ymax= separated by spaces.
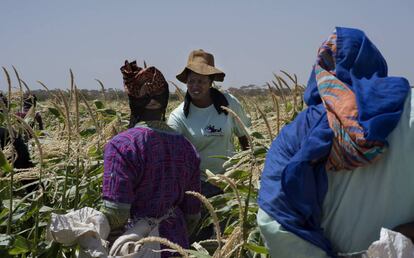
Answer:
xmin=176 ymin=63 xmax=225 ymax=83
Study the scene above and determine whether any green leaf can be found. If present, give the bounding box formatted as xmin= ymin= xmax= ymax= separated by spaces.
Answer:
xmin=20 ymin=202 xmax=39 ymax=222
xmin=186 ymin=249 xmax=212 ymax=258
xmin=8 ymin=235 xmax=30 ymax=255
xmin=0 ymin=234 xmax=31 ymax=255
xmin=37 ymin=241 xmax=60 ymax=258
xmin=88 ymin=145 xmax=103 ymax=158
xmin=223 ymin=225 xmax=235 ymax=235
xmin=253 ymin=146 xmax=268 ymax=156
xmin=80 ymin=127 xmax=97 ymax=137
xmin=0 ymin=149 xmax=12 ymax=174
xmin=93 ymin=100 xmax=105 ymax=109
xmin=244 ymin=243 xmax=269 ymax=254
xmin=0 ymin=181 xmax=10 ymax=199
xmin=251 ymin=131 xmax=265 ymax=139
xmin=87 ymin=164 xmax=104 ymax=176
xmin=47 ymin=107 xmax=61 ymax=118
xmin=0 ymin=234 xmax=13 ymax=249
xmin=285 ymin=102 xmax=293 ymax=113
xmin=227 ymin=169 xmax=250 ymax=180
xmin=207 ymin=155 xmax=229 ymax=161
xmin=97 ymin=108 xmax=116 ymax=116
xmin=47 ymin=107 xmax=64 ymax=123
xmin=39 ymin=206 xmax=54 ymax=213
xmin=190 ymin=241 xmax=210 ymax=255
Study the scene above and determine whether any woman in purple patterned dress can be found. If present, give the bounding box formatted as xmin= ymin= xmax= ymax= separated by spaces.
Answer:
xmin=101 ymin=61 xmax=201 ymax=257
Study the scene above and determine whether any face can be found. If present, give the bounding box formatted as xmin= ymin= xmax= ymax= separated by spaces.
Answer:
xmin=186 ymin=72 xmax=211 ymax=101
xmin=144 ymin=99 xmax=163 ymax=110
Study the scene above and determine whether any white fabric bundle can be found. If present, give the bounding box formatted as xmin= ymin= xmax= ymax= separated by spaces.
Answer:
xmin=47 ymin=207 xmax=164 ymax=258
xmin=47 ymin=207 xmax=110 ymax=257
xmin=367 ymin=228 xmax=414 ymax=258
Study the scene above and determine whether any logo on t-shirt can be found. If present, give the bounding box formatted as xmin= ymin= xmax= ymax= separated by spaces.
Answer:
xmin=204 ymin=125 xmax=224 ymax=136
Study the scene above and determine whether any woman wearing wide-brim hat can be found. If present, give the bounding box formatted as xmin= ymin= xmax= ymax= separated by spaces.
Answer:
xmin=168 ymin=49 xmax=251 ymax=242
xmin=168 ymin=49 xmax=251 ymax=194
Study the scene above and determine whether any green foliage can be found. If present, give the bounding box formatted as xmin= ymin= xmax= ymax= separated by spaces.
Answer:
xmin=0 ymin=150 xmax=12 ymax=175
xmin=80 ymin=127 xmax=97 ymax=137
xmin=0 ymin=69 xmax=305 ymax=257
xmin=0 ymin=234 xmax=30 ymax=256
xmin=93 ymin=100 xmax=105 ymax=109
xmin=251 ymin=131 xmax=265 ymax=139
xmin=47 ymin=107 xmax=60 ymax=118
xmin=0 ymin=113 xmax=4 ymax=126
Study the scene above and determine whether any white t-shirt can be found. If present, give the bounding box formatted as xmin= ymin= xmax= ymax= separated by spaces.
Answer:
xmin=168 ymin=93 xmax=251 ymax=175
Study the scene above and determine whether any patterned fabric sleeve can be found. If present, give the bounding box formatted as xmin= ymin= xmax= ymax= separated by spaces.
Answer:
xmin=179 ymin=145 xmax=201 ymax=215
xmin=102 ymin=136 xmax=141 ymax=204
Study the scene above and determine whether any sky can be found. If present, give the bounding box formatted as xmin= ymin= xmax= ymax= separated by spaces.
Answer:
xmin=0 ymin=0 xmax=413 ymax=91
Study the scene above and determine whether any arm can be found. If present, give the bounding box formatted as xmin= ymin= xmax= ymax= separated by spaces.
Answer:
xmin=100 ymin=200 xmax=131 ymax=243
xmin=100 ymin=200 xmax=130 ymax=231
xmin=101 ymin=137 xmax=141 ymax=236
xmin=100 ymin=200 xmax=131 ymax=242
xmin=257 ymin=208 xmax=329 ymax=258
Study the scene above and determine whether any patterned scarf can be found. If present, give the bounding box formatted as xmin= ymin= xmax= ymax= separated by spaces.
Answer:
xmin=316 ymin=31 xmax=385 ymax=171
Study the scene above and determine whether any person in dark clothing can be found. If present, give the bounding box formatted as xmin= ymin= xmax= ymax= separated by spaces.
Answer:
xmin=0 ymin=92 xmax=34 ymax=174
xmin=16 ymin=94 xmax=44 ymax=130
xmin=0 ymin=128 xmax=34 ymax=169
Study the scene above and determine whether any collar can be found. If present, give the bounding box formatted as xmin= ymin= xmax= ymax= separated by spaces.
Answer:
xmin=135 ymin=120 xmax=176 ymax=133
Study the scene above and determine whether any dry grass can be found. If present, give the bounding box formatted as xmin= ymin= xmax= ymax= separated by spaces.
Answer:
xmin=186 ymin=190 xmax=223 ymax=256
xmin=0 ymin=68 xmax=303 ymax=257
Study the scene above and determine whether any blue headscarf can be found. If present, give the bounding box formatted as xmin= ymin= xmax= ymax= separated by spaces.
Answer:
xmin=258 ymin=27 xmax=410 ymax=257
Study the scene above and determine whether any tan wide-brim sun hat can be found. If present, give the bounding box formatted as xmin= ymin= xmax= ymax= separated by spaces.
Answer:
xmin=176 ymin=49 xmax=225 ymax=83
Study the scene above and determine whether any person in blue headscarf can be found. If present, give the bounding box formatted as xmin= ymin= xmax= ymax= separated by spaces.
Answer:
xmin=257 ymin=27 xmax=413 ymax=257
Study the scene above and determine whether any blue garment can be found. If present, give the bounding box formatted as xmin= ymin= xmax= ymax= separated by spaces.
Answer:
xmin=258 ymin=27 xmax=410 ymax=257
